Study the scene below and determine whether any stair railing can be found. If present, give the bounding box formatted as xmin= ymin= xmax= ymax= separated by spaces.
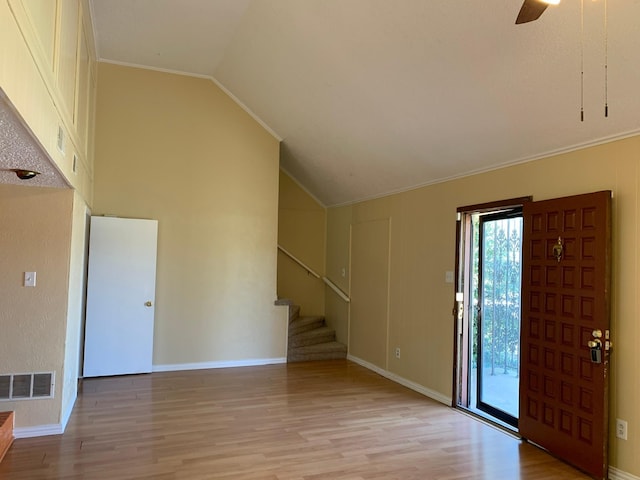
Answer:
xmin=277 ymin=244 xmax=350 ymax=303
xmin=322 ymin=276 xmax=350 ymax=303
xmin=277 ymin=245 xmax=320 ymax=278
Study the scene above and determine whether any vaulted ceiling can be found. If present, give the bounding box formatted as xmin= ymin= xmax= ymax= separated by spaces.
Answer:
xmin=90 ymin=0 xmax=640 ymax=206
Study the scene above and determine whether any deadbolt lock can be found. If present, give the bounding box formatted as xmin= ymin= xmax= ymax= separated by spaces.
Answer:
xmin=588 ymin=338 xmax=602 ymax=364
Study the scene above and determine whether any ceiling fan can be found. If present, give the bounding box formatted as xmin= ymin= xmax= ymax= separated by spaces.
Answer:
xmin=515 ymin=0 xmax=560 ymax=24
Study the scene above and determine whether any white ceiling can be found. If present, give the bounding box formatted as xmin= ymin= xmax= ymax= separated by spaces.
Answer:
xmin=91 ymin=0 xmax=640 ymax=206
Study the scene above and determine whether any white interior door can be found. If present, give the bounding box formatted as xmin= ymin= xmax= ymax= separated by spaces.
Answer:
xmin=83 ymin=216 xmax=158 ymax=377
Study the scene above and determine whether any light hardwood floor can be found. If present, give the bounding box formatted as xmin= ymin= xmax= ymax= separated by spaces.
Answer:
xmin=0 ymin=360 xmax=590 ymax=479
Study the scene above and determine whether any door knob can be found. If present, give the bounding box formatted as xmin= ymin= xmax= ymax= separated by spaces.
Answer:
xmin=592 ymin=329 xmax=602 ymax=339
xmin=145 ymin=301 xmax=153 ymax=307
xmin=587 ymin=339 xmax=602 ymax=349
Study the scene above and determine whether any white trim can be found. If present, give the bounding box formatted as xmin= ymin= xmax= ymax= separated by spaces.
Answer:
xmin=347 ymin=354 xmax=451 ymax=406
xmin=279 ymin=167 xmax=327 ymax=208
xmin=152 ymin=357 xmax=286 ymax=373
xmin=96 ymin=59 xmax=282 ymax=141
xmin=60 ymin=392 xmax=77 ymax=432
xmin=87 ymin=0 xmax=101 ymax=58
xmin=14 ymin=423 xmax=63 ymax=439
xmin=609 ymin=467 xmax=640 ymax=480
xmin=329 ymin=129 xmax=640 ymax=208
xmin=208 ymin=76 xmax=282 ymax=141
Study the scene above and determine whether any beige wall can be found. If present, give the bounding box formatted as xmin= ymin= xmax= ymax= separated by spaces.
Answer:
xmin=0 ymin=184 xmax=74 ymax=428
xmin=277 ymin=170 xmax=326 ymax=316
xmin=324 ymin=204 xmax=352 ymax=343
xmin=93 ymin=63 xmax=287 ymax=367
xmin=327 ymin=136 xmax=640 ymax=476
xmin=350 ymin=218 xmax=390 ymax=366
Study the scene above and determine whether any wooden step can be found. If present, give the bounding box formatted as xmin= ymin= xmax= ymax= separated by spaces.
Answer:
xmin=0 ymin=411 xmax=14 ymax=463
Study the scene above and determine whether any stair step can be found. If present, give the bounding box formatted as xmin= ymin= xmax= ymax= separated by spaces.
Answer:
xmin=288 ymin=305 xmax=301 ymax=323
xmin=289 ymin=326 xmax=336 ymax=348
xmin=275 ymin=298 xmax=294 ymax=307
xmin=289 ymin=315 xmax=325 ymax=334
xmin=288 ymin=341 xmax=347 ymax=362
xmin=0 ymin=411 xmax=14 ymax=464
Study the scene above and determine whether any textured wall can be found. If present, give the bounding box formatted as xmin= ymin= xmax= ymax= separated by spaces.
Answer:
xmin=0 ymin=184 xmax=73 ymax=428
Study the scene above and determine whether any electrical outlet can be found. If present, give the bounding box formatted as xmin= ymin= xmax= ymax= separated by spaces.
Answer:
xmin=395 ymin=347 xmax=401 ymax=359
xmin=616 ymin=419 xmax=628 ymax=440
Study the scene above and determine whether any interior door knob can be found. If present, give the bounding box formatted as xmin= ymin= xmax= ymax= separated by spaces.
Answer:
xmin=145 ymin=301 xmax=153 ymax=307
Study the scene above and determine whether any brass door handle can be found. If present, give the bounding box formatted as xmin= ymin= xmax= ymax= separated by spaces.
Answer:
xmin=145 ymin=301 xmax=153 ymax=307
xmin=587 ymin=339 xmax=602 ymax=349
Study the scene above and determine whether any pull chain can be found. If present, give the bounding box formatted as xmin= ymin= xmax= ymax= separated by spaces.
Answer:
xmin=580 ymin=0 xmax=585 ymax=122
xmin=604 ymin=0 xmax=609 ymax=117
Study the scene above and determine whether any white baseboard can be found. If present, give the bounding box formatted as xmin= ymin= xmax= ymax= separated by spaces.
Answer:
xmin=14 ymin=423 xmax=63 ymax=439
xmin=347 ymin=354 xmax=452 ymax=406
xmin=152 ymin=357 xmax=287 ymax=373
xmin=14 ymin=392 xmax=75 ymax=439
xmin=610 ymin=467 xmax=640 ymax=480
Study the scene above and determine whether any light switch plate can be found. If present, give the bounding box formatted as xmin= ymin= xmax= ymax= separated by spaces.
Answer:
xmin=24 ymin=271 xmax=36 ymax=287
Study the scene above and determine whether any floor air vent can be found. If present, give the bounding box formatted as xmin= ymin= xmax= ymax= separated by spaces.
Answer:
xmin=0 ymin=373 xmax=54 ymax=401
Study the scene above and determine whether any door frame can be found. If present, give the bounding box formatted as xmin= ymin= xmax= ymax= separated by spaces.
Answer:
xmin=452 ymin=197 xmax=531 ymax=409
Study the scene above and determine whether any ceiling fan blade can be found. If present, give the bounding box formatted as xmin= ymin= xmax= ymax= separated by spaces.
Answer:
xmin=515 ymin=0 xmax=550 ymax=24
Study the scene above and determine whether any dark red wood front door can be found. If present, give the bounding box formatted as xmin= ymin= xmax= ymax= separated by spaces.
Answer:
xmin=520 ymin=191 xmax=611 ymax=479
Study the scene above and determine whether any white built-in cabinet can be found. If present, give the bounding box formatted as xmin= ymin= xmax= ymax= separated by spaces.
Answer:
xmin=0 ymin=0 xmax=97 ymax=200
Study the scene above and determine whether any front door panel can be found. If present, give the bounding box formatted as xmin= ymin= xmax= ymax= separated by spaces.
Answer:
xmin=520 ymin=191 xmax=611 ymax=479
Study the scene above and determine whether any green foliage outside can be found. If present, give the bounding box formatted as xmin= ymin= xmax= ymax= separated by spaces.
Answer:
xmin=471 ymin=215 xmax=523 ymax=377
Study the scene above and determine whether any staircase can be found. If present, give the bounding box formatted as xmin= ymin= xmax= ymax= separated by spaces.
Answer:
xmin=0 ymin=411 xmax=13 ymax=463
xmin=286 ymin=304 xmax=347 ymax=362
